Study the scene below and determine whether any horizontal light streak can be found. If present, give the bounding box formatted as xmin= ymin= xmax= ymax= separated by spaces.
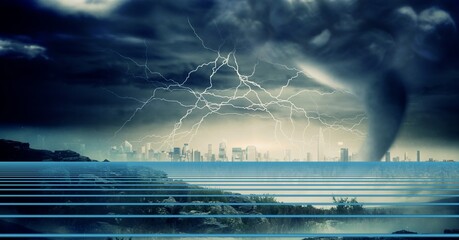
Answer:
xmin=0 ymin=188 xmax=456 ymax=191
xmin=1 ymin=214 xmax=458 ymax=218
xmin=0 ymin=233 xmax=458 ymax=238
xmin=0 ymin=202 xmax=457 ymax=206
xmin=0 ymin=194 xmax=457 ymax=197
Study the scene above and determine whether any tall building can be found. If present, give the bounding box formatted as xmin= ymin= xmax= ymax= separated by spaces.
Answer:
xmin=140 ymin=146 xmax=146 ymax=160
xmin=182 ymin=143 xmax=190 ymax=161
xmin=218 ymin=142 xmax=227 ymax=161
xmin=193 ymin=150 xmax=201 ymax=162
xmin=172 ymin=147 xmax=181 ymax=162
xmin=417 ymin=150 xmax=421 ymax=162
xmin=148 ymin=149 xmax=155 ymax=160
xmin=307 ymin=152 xmax=311 ymax=161
xmin=207 ymin=144 xmax=212 ymax=161
xmin=340 ymin=148 xmax=349 ymax=162
xmin=109 ymin=146 xmax=126 ymax=161
xmin=145 ymin=143 xmax=151 ymax=160
xmin=232 ymin=147 xmax=243 ymax=161
xmin=246 ymin=146 xmax=257 ymax=161
xmin=263 ymin=151 xmax=270 ymax=161
xmin=160 ymin=151 xmax=168 ymax=161
xmin=385 ymin=151 xmax=391 ymax=162
xmin=122 ymin=140 xmax=133 ymax=153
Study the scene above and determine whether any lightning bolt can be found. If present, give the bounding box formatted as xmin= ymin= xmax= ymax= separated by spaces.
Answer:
xmin=106 ymin=20 xmax=367 ymax=159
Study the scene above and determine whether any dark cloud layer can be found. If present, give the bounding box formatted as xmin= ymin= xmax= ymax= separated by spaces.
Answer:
xmin=0 ymin=0 xmax=458 ymax=155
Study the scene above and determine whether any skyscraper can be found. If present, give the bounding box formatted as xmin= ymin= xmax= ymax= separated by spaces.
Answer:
xmin=263 ymin=151 xmax=270 ymax=161
xmin=417 ymin=150 xmax=420 ymax=162
xmin=246 ymin=146 xmax=257 ymax=161
xmin=182 ymin=143 xmax=190 ymax=161
xmin=145 ymin=143 xmax=151 ymax=160
xmin=172 ymin=147 xmax=181 ymax=162
xmin=207 ymin=144 xmax=212 ymax=162
xmin=307 ymin=152 xmax=311 ymax=161
xmin=218 ymin=142 xmax=227 ymax=161
xmin=385 ymin=151 xmax=391 ymax=162
xmin=232 ymin=147 xmax=243 ymax=161
xmin=140 ymin=146 xmax=146 ymax=160
xmin=122 ymin=140 xmax=133 ymax=153
xmin=193 ymin=150 xmax=201 ymax=162
xmin=340 ymin=148 xmax=349 ymax=162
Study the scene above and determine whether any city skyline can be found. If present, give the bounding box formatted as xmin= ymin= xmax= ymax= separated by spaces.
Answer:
xmin=107 ymin=139 xmax=454 ymax=163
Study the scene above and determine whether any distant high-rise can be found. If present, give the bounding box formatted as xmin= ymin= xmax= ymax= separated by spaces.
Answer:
xmin=417 ymin=150 xmax=420 ymax=162
xmin=207 ymin=144 xmax=212 ymax=161
xmin=246 ymin=146 xmax=257 ymax=161
xmin=148 ymin=149 xmax=154 ymax=160
xmin=146 ymin=143 xmax=151 ymax=160
xmin=218 ymin=142 xmax=227 ymax=161
xmin=263 ymin=151 xmax=270 ymax=161
xmin=140 ymin=146 xmax=146 ymax=160
xmin=182 ymin=143 xmax=190 ymax=161
xmin=307 ymin=152 xmax=311 ymax=161
xmin=385 ymin=151 xmax=391 ymax=162
xmin=122 ymin=140 xmax=133 ymax=153
xmin=160 ymin=151 xmax=168 ymax=161
xmin=232 ymin=147 xmax=243 ymax=162
xmin=340 ymin=148 xmax=349 ymax=162
xmin=172 ymin=147 xmax=181 ymax=162
xmin=193 ymin=150 xmax=201 ymax=162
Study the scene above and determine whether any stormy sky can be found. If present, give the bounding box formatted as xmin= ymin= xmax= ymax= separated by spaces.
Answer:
xmin=0 ymin=0 xmax=458 ymax=160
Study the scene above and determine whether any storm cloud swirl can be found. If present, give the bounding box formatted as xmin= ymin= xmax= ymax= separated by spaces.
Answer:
xmin=204 ymin=0 xmax=457 ymax=160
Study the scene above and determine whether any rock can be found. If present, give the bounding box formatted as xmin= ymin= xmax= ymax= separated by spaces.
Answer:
xmin=445 ymin=229 xmax=459 ymax=234
xmin=0 ymin=139 xmax=96 ymax=162
xmin=392 ymin=230 xmax=417 ymax=234
xmin=178 ymin=201 xmax=243 ymax=233
xmin=229 ymin=196 xmax=257 ymax=213
xmin=162 ymin=197 xmax=179 ymax=214
xmin=241 ymin=212 xmax=269 ymax=233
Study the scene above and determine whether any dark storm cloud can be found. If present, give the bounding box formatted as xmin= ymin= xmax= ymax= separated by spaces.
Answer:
xmin=203 ymin=0 xmax=458 ymax=160
xmin=0 ymin=38 xmax=47 ymax=59
xmin=0 ymin=0 xmax=458 ymax=155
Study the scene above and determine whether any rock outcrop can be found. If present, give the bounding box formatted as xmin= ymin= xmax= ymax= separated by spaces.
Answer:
xmin=0 ymin=139 xmax=94 ymax=162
